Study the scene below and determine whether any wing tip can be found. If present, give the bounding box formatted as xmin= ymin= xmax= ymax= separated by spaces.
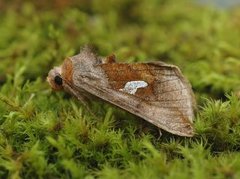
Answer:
xmin=171 ymin=123 xmax=195 ymax=137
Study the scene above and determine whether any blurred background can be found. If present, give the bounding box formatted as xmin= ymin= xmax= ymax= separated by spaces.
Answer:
xmin=198 ymin=0 xmax=240 ymax=8
xmin=0 ymin=0 xmax=240 ymax=99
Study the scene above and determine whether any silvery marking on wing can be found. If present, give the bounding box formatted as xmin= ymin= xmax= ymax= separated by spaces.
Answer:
xmin=119 ymin=81 xmax=148 ymax=95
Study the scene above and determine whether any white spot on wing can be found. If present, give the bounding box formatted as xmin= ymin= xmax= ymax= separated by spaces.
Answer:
xmin=119 ymin=81 xmax=148 ymax=95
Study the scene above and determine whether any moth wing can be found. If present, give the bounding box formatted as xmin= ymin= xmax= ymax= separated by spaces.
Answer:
xmin=72 ymin=61 xmax=195 ymax=137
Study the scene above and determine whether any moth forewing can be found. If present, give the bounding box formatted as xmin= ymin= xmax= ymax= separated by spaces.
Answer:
xmin=73 ymin=60 xmax=194 ymax=136
xmin=71 ymin=78 xmax=194 ymax=137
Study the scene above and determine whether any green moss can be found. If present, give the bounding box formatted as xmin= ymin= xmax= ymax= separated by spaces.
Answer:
xmin=1 ymin=0 xmax=240 ymax=178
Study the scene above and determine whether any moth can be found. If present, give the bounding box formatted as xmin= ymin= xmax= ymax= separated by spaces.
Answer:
xmin=47 ymin=47 xmax=195 ymax=137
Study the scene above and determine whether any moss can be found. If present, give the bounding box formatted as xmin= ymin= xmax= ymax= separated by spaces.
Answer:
xmin=1 ymin=0 xmax=240 ymax=178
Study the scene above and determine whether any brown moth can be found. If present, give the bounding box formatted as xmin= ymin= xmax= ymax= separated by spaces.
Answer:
xmin=47 ymin=47 xmax=195 ymax=137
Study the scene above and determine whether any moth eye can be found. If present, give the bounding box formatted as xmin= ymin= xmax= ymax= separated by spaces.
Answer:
xmin=54 ymin=75 xmax=63 ymax=86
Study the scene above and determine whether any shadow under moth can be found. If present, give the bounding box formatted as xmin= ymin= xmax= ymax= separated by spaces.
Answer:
xmin=47 ymin=47 xmax=195 ymax=137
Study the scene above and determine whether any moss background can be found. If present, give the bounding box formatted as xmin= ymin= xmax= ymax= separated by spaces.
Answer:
xmin=1 ymin=0 xmax=240 ymax=178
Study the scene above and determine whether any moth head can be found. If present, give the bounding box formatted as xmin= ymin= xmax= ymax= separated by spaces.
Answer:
xmin=47 ymin=66 xmax=64 ymax=90
xmin=47 ymin=58 xmax=73 ymax=91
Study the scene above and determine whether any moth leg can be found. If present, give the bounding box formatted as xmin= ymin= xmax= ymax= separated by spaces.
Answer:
xmin=64 ymin=84 xmax=98 ymax=119
xmin=157 ymin=129 xmax=162 ymax=140
xmin=77 ymin=95 xmax=99 ymax=120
